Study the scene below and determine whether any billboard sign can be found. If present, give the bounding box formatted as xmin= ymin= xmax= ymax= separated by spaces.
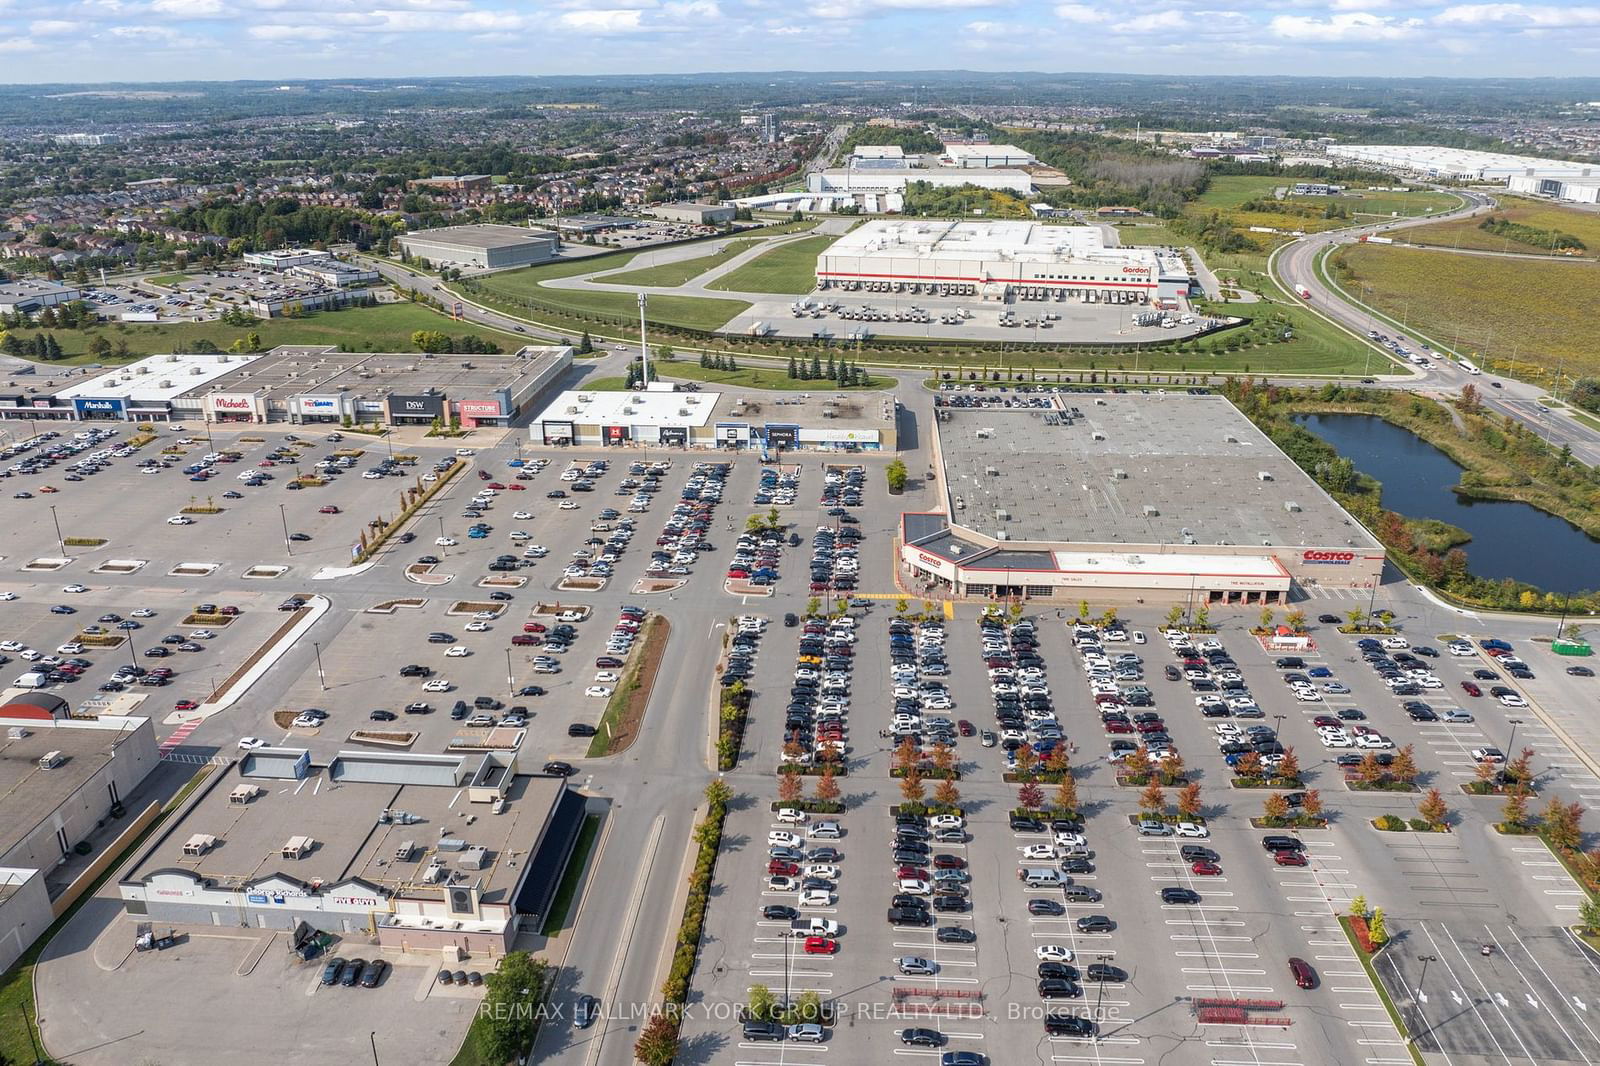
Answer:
xmin=386 ymin=393 xmax=444 ymax=419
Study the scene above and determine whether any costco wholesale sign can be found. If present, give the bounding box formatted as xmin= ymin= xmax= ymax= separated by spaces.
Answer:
xmin=1302 ymin=549 xmax=1356 ymax=565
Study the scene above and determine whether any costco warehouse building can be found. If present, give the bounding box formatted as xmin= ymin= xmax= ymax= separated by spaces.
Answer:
xmin=902 ymin=392 xmax=1384 ymax=603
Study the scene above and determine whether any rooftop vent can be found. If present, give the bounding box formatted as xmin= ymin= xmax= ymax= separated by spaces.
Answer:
xmin=6 ymin=726 xmax=30 ymax=740
xmin=1224 ymin=435 xmax=1239 ymax=444
xmin=1142 ymin=505 xmax=1159 ymax=517
xmin=1112 ymin=468 xmax=1127 ymax=480
xmin=1256 ymin=471 xmax=1273 ymax=481
xmin=1091 ymin=431 xmax=1106 ymax=442
xmin=1284 ymin=500 xmax=1302 ymax=513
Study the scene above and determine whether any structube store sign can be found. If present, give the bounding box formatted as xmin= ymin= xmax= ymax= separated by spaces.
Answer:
xmin=386 ymin=393 xmax=445 ymax=419
xmin=457 ymin=400 xmax=503 ymax=419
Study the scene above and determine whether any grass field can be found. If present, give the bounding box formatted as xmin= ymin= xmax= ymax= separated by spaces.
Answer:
xmin=471 ymin=249 xmax=643 ymax=300
xmin=594 ymin=239 xmax=758 ymax=287
xmin=1395 ymin=195 xmax=1600 ymax=255
xmin=1113 ymin=223 xmax=1188 ymax=247
xmin=1 ymin=302 xmax=528 ymax=365
xmin=707 ymin=235 xmax=837 ymax=294
xmin=1338 ymin=243 xmax=1600 ymax=378
xmin=660 ymin=359 xmax=883 ymax=391
xmin=1190 ymin=176 xmax=1460 ymax=238
xmin=145 ymin=272 xmax=191 ymax=287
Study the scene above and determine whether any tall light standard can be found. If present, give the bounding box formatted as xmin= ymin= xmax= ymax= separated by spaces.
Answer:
xmin=47 ymin=504 xmax=65 ymax=556
xmin=278 ymin=504 xmax=292 ymax=555
xmin=313 ymin=641 xmax=326 ymax=690
xmin=1416 ymin=954 xmax=1437 ymax=1003
xmin=637 ymin=293 xmax=650 ymax=386
xmin=505 ymin=648 xmax=515 ymax=697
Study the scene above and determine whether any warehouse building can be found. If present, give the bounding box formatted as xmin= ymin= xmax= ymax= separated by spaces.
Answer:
xmin=849 ymin=145 xmax=909 ymax=169
xmin=117 ymin=749 xmax=587 ymax=954
xmin=808 ymin=167 xmax=1034 ymax=198
xmin=0 ymin=280 xmax=82 ymax=315
xmin=1506 ymin=174 xmax=1600 ymax=205
xmin=529 ymin=387 xmax=897 ymax=452
xmin=396 ymin=224 xmax=560 ymax=271
xmin=0 ymin=696 xmax=161 ymax=973
xmin=243 ymin=248 xmax=331 ymax=271
xmin=648 ymin=203 xmax=736 ymax=226
xmin=942 ymin=143 xmax=1038 ymax=168
xmin=1327 ymin=145 xmax=1600 ymax=182
xmin=900 ymin=393 xmax=1384 ymax=602
xmin=817 ymin=220 xmax=1192 ymax=303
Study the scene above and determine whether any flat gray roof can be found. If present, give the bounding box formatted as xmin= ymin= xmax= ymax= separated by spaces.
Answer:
xmin=397 ymin=224 xmax=557 ymax=251
xmin=130 ymin=762 xmax=566 ymax=905
xmin=0 ymin=723 xmax=127 ymax=859
xmin=721 ymin=389 xmax=897 ymax=431
xmin=187 ymin=345 xmax=569 ymax=402
xmin=937 ymin=393 xmax=1380 ymax=551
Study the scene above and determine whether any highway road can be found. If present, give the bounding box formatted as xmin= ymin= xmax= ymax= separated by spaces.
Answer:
xmin=1270 ymin=189 xmax=1600 ymax=467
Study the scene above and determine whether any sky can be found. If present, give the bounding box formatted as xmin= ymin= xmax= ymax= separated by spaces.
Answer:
xmin=0 ymin=0 xmax=1598 ymax=82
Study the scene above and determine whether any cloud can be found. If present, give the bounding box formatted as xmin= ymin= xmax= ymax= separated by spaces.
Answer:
xmin=556 ymin=7 xmax=645 ymax=30
xmin=0 ymin=36 xmax=40 ymax=51
xmin=149 ymin=0 xmax=226 ymax=14
xmin=1270 ymin=11 xmax=1422 ymax=38
xmin=1434 ymin=3 xmax=1600 ymax=26
xmin=248 ymin=21 xmax=337 ymax=37
xmin=810 ymin=0 xmax=1003 ymax=19
xmin=1054 ymin=2 xmax=1109 ymax=21
xmin=30 ymin=18 xmax=83 ymax=33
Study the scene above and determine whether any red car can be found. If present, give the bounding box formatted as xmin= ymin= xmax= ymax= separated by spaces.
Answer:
xmin=803 ymin=936 xmax=837 ymax=955
xmin=897 ymin=866 xmax=929 ymax=880
xmin=957 ymin=720 xmax=975 ymax=737
xmin=174 ymin=699 xmax=199 ymax=711
xmin=1191 ymin=860 xmax=1222 ymax=876
xmin=1461 ymin=681 xmax=1482 ymax=697
xmin=768 ymin=860 xmax=799 ymax=876
xmin=1312 ymin=715 xmax=1341 ymax=728
xmin=1104 ymin=720 xmax=1134 ymax=734
xmin=1135 ymin=720 xmax=1167 ymax=734
xmin=487 ymin=482 xmax=506 ymax=489
xmin=933 ymin=855 xmax=967 ymax=869
xmin=523 ymin=622 xmax=547 ymax=633
xmin=508 ymin=484 xmax=526 ymax=491
xmin=319 ymin=505 xmax=340 ymax=514
xmin=1273 ymin=851 xmax=1308 ymax=867
xmin=477 ymin=471 xmax=490 ymax=481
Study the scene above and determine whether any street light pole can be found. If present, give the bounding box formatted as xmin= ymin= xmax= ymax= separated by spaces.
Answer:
xmin=1417 ymin=954 xmax=1436 ymax=1002
xmin=638 ymin=293 xmax=650 ymax=386
xmin=278 ymin=503 xmax=292 ymax=556
xmin=313 ymin=641 xmax=326 ymax=690
xmin=48 ymin=504 xmax=65 ymax=556
xmin=506 ymin=647 xmax=515 ymax=696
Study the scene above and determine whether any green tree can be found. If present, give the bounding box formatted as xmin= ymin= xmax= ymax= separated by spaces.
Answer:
xmin=1368 ymin=907 xmax=1389 ymax=946
xmin=410 ymin=329 xmax=451 ymax=353
xmin=1259 ymin=606 xmax=1275 ymax=630
xmin=748 ymin=983 xmax=775 ymax=1020
xmin=787 ymin=356 xmax=798 ymax=379
xmin=88 ymin=335 xmax=113 ymax=359
xmin=478 ymin=952 xmax=549 ymax=1063
xmin=705 ymin=777 xmax=733 ymax=809
xmin=885 ymin=459 xmax=908 ymax=493
xmin=1165 ymin=604 xmax=1185 ymax=627
xmin=1579 ymin=896 xmax=1600 ymax=935
xmin=1350 ymin=894 xmax=1368 ymax=919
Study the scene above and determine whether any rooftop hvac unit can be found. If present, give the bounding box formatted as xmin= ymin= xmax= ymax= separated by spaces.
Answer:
xmin=996 ymin=530 xmax=1009 ymax=540
xmin=678 ymin=408 xmax=690 ymax=417
xmin=565 ymin=406 xmax=579 ymax=415
xmin=457 ymin=846 xmax=489 ymax=870
xmin=1284 ymin=500 xmax=1302 ymax=513
xmin=995 ymin=509 xmax=1009 ymax=520
xmin=985 ymin=466 xmax=998 ymax=477
xmin=228 ymin=784 xmax=262 ymax=805
xmin=1142 ymin=505 xmax=1159 ymax=517
xmin=421 ymin=861 xmax=446 ymax=884
xmin=182 ymin=833 xmax=216 ymax=856
xmin=1257 ymin=471 xmax=1274 ymax=481
xmin=1112 ymin=468 xmax=1127 ymax=480
xmin=39 ymin=750 xmax=63 ymax=769
xmin=158 ymin=379 xmax=172 ymax=388
xmin=1091 ymin=432 xmax=1106 ymax=441
xmin=281 ymin=836 xmax=314 ymax=859
xmin=436 ymin=836 xmax=468 ymax=852
xmin=395 ymin=840 xmax=417 ymax=861
xmin=136 ymin=366 xmax=150 ymax=374
xmin=6 ymin=726 xmax=30 ymax=739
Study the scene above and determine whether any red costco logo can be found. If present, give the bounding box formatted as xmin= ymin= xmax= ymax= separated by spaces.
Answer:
xmin=1303 ymin=550 xmax=1356 ymax=564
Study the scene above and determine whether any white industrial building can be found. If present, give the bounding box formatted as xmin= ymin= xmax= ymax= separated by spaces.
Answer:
xmin=850 ymin=145 xmax=908 ymax=169
xmin=243 ymin=248 xmax=331 ymax=270
xmin=816 ymin=220 xmax=1192 ymax=304
xmin=396 ymin=224 xmax=560 ymax=271
xmin=1506 ymin=174 xmax=1600 ymax=205
xmin=1327 ymin=145 xmax=1600 ymax=183
xmin=808 ymin=167 xmax=1034 ymax=198
xmin=942 ymin=143 xmax=1037 ymax=169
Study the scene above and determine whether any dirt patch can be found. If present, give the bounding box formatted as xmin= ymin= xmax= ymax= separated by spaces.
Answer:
xmin=477 ymin=576 xmax=527 ymax=588
xmin=558 ymin=576 xmax=607 ymax=592
xmin=272 ymin=709 xmax=305 ymax=730
xmin=448 ymin=601 xmax=506 ymax=616
xmin=348 ymin=730 xmax=417 ymax=748
xmin=724 ymin=578 xmax=774 ymax=597
xmin=368 ymin=598 xmax=427 ymax=613
xmin=183 ymin=612 xmax=237 ymax=626
xmin=206 ymin=604 xmax=308 ymax=702
xmin=588 ymin=615 xmax=668 ymax=758
xmin=632 ymin=578 xmax=686 ymax=594
xmin=75 ymin=634 xmax=127 ymax=648
xmin=532 ymin=602 xmax=590 ymax=619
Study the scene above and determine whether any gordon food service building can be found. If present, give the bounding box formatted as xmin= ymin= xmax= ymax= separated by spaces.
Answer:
xmin=530 ymin=388 xmax=897 ymax=452
xmin=901 ymin=393 xmax=1384 ymax=602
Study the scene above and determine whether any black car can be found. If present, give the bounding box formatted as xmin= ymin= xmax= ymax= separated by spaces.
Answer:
xmin=1076 ymin=915 xmax=1114 ymax=932
xmin=360 ymin=959 xmax=389 ymax=988
xmin=899 ymin=1028 xmax=945 ymax=1048
xmin=1045 ymin=1013 xmax=1096 ymax=1037
xmin=763 ymin=905 xmax=798 ymax=921
xmin=568 ymin=722 xmax=597 ymax=737
xmin=340 ymin=959 xmax=366 ymax=987
xmin=936 ymin=926 xmax=976 ymax=944
xmin=1038 ymin=961 xmax=1080 ymax=980
xmin=1010 ymin=815 xmax=1044 ymax=833
xmin=321 ymin=957 xmax=347 ymax=985
xmin=1027 ymin=898 xmax=1064 ymax=916
xmin=369 ymin=710 xmax=397 ymax=722
xmin=542 ymin=761 xmax=576 ymax=776
xmin=1086 ymin=963 xmax=1125 ymax=982
xmin=1317 ymin=614 xmax=1343 ymax=625
xmin=1061 ymin=857 xmax=1095 ymax=874
xmin=932 ymin=895 xmax=969 ymax=913
xmin=1162 ymin=887 xmax=1201 ymax=905
xmin=1038 ymin=978 xmax=1082 ymax=999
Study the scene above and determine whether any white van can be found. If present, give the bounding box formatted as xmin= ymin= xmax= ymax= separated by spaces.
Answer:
xmin=14 ymin=671 xmax=48 ymax=689
xmin=1018 ymin=867 xmax=1066 ymax=887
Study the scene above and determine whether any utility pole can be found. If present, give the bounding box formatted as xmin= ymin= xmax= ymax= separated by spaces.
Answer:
xmin=279 ymin=503 xmax=292 ymax=556
xmin=638 ymin=292 xmax=650 ymax=387
xmin=313 ymin=641 xmax=326 ymax=690
xmin=48 ymin=504 xmax=65 ymax=556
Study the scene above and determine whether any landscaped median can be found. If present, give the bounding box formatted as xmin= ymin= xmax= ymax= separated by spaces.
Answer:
xmin=352 ymin=457 xmax=463 ymax=564
xmin=587 ymin=615 xmax=668 ymax=758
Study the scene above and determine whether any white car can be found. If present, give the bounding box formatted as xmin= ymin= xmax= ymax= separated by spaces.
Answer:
xmin=1021 ymin=843 xmax=1057 ymax=860
xmin=798 ymin=889 xmax=833 ymax=908
xmin=558 ymin=501 xmax=578 ymax=510
xmin=435 ymin=537 xmax=457 ymax=546
xmin=1293 ymin=689 xmax=1323 ymax=702
xmin=421 ymin=473 xmax=438 ymax=483
xmin=238 ymin=737 xmax=266 ymax=750
xmin=1036 ymin=944 xmax=1075 ymax=963
xmin=132 ymin=607 xmax=156 ymax=618
xmin=1498 ymin=693 xmax=1527 ymax=708
xmin=422 ymin=678 xmax=453 ymax=692
xmin=776 ymin=808 xmax=807 ymax=824
xmin=1175 ymin=822 xmax=1209 ymax=838
xmin=1448 ymin=642 xmax=1474 ymax=656
xmin=444 ymin=646 xmax=470 ymax=657
xmin=56 ymin=642 xmax=85 ymax=655
xmin=189 ymin=629 xmax=216 ymax=639
xmin=1442 ymin=709 xmax=1475 ymax=723
xmin=526 ymin=545 xmax=549 ymax=557
xmin=166 ymin=515 xmax=193 ymax=525
xmin=804 ymin=864 xmax=841 ymax=881
xmin=513 ymin=510 xmax=534 ymax=520
xmin=768 ymin=830 xmax=802 ymax=848
xmin=1471 ymin=747 xmax=1505 ymax=764
xmin=61 ymin=584 xmax=88 ymax=594
xmin=1356 ymin=733 xmax=1394 ymax=749
xmin=473 ymin=611 xmax=497 ymax=620
xmin=1381 ymin=636 xmax=1409 ymax=649
xmin=0 ymin=640 xmax=23 ymax=652
xmin=464 ymin=621 xmax=490 ymax=633
xmin=594 ymin=671 xmax=620 ymax=683
xmin=509 ymin=531 xmax=530 ymax=540
xmin=0 ymin=592 xmax=14 ymax=601
xmin=768 ymin=875 xmax=800 ymax=892
xmin=584 ymin=686 xmax=613 ymax=698
xmin=19 ymin=649 xmax=41 ymax=661
xmin=291 ymin=715 xmax=322 ymax=729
